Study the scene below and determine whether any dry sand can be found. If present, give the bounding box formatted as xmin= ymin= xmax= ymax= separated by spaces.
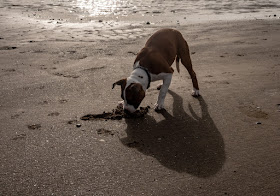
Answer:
xmin=0 ymin=1 xmax=280 ymax=195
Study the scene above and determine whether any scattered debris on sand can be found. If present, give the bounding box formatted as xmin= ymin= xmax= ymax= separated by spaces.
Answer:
xmin=81 ymin=105 xmax=150 ymax=121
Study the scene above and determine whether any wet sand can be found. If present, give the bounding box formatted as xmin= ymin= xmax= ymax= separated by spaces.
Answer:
xmin=1 ymin=1 xmax=280 ymax=195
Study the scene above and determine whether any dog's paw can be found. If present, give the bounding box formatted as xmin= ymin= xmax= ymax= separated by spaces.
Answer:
xmin=191 ymin=88 xmax=200 ymax=97
xmin=154 ymin=103 xmax=165 ymax=111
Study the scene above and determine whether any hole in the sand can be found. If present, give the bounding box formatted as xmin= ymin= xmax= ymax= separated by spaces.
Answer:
xmin=59 ymin=99 xmax=68 ymax=104
xmin=97 ymin=128 xmax=116 ymax=136
xmin=67 ymin=120 xmax=78 ymax=125
xmin=48 ymin=112 xmax=60 ymax=117
xmin=27 ymin=124 xmax=41 ymax=130
xmin=81 ymin=105 xmax=150 ymax=121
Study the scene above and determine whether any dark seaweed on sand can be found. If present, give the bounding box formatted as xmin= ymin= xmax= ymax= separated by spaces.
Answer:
xmin=81 ymin=105 xmax=150 ymax=121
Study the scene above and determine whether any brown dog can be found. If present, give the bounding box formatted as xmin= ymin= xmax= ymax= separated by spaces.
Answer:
xmin=113 ymin=28 xmax=199 ymax=113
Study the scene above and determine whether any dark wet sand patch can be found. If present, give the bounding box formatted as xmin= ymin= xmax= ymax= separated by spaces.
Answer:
xmin=81 ymin=105 xmax=150 ymax=121
xmin=238 ymin=105 xmax=268 ymax=119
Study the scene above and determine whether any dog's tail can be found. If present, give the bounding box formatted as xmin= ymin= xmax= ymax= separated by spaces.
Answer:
xmin=176 ymin=56 xmax=180 ymax=73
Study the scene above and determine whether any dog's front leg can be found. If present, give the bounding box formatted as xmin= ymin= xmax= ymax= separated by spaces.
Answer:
xmin=155 ymin=73 xmax=172 ymax=111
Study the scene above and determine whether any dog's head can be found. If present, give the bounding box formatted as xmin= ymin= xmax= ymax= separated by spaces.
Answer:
xmin=112 ymin=78 xmax=145 ymax=113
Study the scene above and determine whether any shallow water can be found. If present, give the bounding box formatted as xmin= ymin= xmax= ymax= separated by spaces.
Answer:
xmin=2 ymin=0 xmax=280 ymax=20
xmin=75 ymin=0 xmax=280 ymax=16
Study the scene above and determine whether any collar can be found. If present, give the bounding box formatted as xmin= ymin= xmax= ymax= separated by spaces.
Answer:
xmin=134 ymin=65 xmax=151 ymax=89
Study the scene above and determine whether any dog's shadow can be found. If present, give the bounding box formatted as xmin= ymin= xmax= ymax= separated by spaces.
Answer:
xmin=121 ymin=90 xmax=225 ymax=177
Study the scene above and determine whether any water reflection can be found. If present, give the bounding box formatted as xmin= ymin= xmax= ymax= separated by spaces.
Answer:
xmin=2 ymin=0 xmax=279 ymax=19
xmin=75 ymin=0 xmax=280 ymax=17
xmin=76 ymin=0 xmax=134 ymax=16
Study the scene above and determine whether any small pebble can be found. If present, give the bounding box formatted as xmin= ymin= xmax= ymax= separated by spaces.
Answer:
xmin=256 ymin=122 xmax=262 ymax=125
xmin=76 ymin=124 xmax=81 ymax=128
xmin=146 ymin=21 xmax=150 ymax=25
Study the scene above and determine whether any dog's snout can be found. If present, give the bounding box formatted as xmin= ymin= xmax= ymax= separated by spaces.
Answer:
xmin=123 ymin=104 xmax=137 ymax=114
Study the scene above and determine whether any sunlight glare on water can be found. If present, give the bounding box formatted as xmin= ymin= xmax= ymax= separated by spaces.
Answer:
xmin=76 ymin=0 xmax=134 ymax=16
xmin=1 ymin=0 xmax=280 ymax=18
xmin=74 ymin=0 xmax=280 ymax=18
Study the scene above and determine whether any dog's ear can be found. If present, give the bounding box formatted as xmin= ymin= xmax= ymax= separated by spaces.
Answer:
xmin=112 ymin=78 xmax=127 ymax=89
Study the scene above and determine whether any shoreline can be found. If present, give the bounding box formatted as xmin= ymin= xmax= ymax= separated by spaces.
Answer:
xmin=1 ymin=0 xmax=280 ymax=22
xmin=1 ymin=4 xmax=279 ymax=46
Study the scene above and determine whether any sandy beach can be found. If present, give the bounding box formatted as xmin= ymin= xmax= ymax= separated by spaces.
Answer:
xmin=1 ymin=0 xmax=280 ymax=195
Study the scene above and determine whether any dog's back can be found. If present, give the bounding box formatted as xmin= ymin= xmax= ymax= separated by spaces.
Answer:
xmin=134 ymin=29 xmax=188 ymax=74
xmin=144 ymin=29 xmax=183 ymax=64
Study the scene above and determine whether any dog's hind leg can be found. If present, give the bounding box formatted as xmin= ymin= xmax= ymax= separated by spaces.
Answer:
xmin=179 ymin=41 xmax=200 ymax=97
